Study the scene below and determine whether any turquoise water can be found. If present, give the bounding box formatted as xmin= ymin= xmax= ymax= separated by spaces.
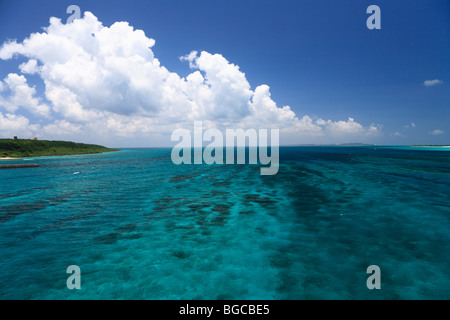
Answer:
xmin=0 ymin=147 xmax=449 ymax=299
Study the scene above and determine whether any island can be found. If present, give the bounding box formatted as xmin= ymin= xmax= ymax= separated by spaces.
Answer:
xmin=411 ymin=145 xmax=450 ymax=148
xmin=0 ymin=139 xmax=119 ymax=158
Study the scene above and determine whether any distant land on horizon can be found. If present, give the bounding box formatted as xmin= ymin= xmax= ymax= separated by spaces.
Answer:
xmin=0 ymin=139 xmax=118 ymax=158
xmin=411 ymin=145 xmax=450 ymax=147
xmin=285 ymin=143 xmax=376 ymax=147
xmin=286 ymin=143 xmax=450 ymax=147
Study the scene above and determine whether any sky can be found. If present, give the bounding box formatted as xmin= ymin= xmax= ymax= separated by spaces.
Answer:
xmin=0 ymin=0 xmax=449 ymax=147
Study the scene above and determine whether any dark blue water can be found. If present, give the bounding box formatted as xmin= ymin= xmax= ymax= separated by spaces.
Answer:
xmin=0 ymin=146 xmax=449 ymax=299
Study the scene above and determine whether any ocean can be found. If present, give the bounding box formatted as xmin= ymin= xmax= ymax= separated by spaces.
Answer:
xmin=0 ymin=146 xmax=449 ymax=299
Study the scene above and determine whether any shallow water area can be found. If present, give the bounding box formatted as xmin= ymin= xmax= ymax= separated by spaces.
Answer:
xmin=0 ymin=147 xmax=449 ymax=299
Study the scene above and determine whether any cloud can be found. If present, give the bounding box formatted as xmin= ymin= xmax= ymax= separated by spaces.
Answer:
xmin=324 ymin=117 xmax=363 ymax=135
xmin=392 ymin=132 xmax=405 ymax=137
xmin=405 ymin=122 xmax=416 ymax=129
xmin=0 ymin=73 xmax=50 ymax=117
xmin=314 ymin=117 xmax=381 ymax=137
xmin=42 ymin=120 xmax=81 ymax=138
xmin=430 ymin=129 xmax=444 ymax=135
xmin=19 ymin=59 xmax=39 ymax=74
xmin=0 ymin=12 xmax=381 ymax=146
xmin=0 ymin=112 xmax=32 ymax=137
xmin=424 ymin=79 xmax=443 ymax=87
xmin=180 ymin=51 xmax=198 ymax=69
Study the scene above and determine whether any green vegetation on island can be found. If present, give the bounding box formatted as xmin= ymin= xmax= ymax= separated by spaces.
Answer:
xmin=0 ymin=139 xmax=119 ymax=158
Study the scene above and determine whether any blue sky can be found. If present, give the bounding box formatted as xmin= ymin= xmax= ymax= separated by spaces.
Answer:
xmin=0 ymin=0 xmax=449 ymax=146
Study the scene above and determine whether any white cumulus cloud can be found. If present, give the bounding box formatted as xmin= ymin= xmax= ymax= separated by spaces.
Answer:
xmin=424 ymin=79 xmax=443 ymax=87
xmin=19 ymin=59 xmax=39 ymax=74
xmin=0 ymin=73 xmax=50 ymax=117
xmin=0 ymin=112 xmax=32 ymax=137
xmin=392 ymin=132 xmax=405 ymax=137
xmin=0 ymin=12 xmax=381 ymax=146
xmin=430 ymin=129 xmax=444 ymax=135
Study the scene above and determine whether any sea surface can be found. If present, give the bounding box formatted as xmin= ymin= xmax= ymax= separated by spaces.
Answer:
xmin=0 ymin=146 xmax=449 ymax=299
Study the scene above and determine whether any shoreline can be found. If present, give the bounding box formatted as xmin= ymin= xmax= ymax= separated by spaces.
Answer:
xmin=0 ymin=139 xmax=119 ymax=160
xmin=0 ymin=150 xmax=120 ymax=160
xmin=411 ymin=145 xmax=450 ymax=148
